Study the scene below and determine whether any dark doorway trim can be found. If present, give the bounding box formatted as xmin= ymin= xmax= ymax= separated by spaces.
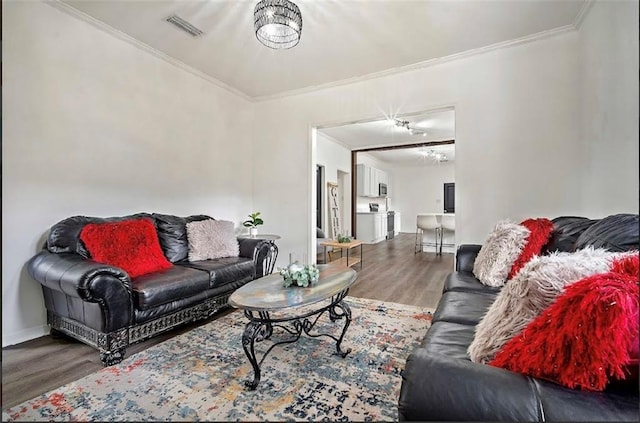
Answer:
xmin=355 ymin=139 xmax=454 ymax=153
xmin=351 ymin=151 xmax=357 ymax=238
xmin=350 ymin=139 xmax=455 ymax=237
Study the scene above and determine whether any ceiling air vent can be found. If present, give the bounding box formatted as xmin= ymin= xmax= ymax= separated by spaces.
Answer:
xmin=166 ymin=15 xmax=203 ymax=37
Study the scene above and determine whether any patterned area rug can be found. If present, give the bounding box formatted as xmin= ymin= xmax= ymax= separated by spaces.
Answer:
xmin=3 ymin=297 xmax=432 ymax=422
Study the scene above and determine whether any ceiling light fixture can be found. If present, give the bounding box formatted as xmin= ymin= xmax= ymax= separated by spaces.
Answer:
xmin=394 ymin=119 xmax=428 ymax=137
xmin=420 ymin=149 xmax=447 ymax=162
xmin=254 ymin=0 xmax=302 ymax=49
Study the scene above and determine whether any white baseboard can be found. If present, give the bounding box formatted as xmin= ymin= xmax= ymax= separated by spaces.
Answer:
xmin=2 ymin=324 xmax=49 ymax=348
xmin=421 ymin=247 xmax=455 ymax=254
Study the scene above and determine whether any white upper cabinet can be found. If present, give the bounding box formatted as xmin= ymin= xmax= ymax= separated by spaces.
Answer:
xmin=357 ymin=164 xmax=389 ymax=197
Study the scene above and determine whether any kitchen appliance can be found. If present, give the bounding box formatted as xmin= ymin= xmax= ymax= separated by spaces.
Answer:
xmin=379 ymin=183 xmax=387 ymax=197
xmin=387 ymin=211 xmax=395 ymax=240
xmin=369 ymin=203 xmax=379 ymax=212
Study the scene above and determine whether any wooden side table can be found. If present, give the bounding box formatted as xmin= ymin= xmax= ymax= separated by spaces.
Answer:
xmin=319 ymin=239 xmax=364 ymax=268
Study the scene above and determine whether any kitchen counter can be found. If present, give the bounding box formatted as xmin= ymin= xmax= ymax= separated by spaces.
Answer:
xmin=356 ymin=213 xmax=387 ymax=243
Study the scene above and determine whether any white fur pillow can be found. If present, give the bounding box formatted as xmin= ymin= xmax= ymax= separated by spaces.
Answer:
xmin=468 ymin=247 xmax=633 ymax=364
xmin=186 ymin=219 xmax=239 ymax=261
xmin=472 ymin=220 xmax=530 ymax=287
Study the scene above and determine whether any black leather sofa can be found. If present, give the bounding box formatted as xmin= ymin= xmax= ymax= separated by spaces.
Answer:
xmin=398 ymin=214 xmax=639 ymax=421
xmin=27 ymin=213 xmax=278 ymax=366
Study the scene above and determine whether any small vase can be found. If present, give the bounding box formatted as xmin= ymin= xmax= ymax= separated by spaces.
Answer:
xmin=249 ymin=227 xmax=258 ymax=237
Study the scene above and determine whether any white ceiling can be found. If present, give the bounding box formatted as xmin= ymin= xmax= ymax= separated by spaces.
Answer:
xmin=321 ymin=109 xmax=456 ymax=166
xmin=61 ymin=0 xmax=586 ymax=100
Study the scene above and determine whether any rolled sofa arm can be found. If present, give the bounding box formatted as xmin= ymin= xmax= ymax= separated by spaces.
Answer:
xmin=237 ymin=238 xmax=276 ymax=278
xmin=455 ymin=244 xmax=482 ymax=273
xmin=27 ymin=250 xmax=133 ymax=330
xmin=398 ymin=349 xmax=541 ymax=421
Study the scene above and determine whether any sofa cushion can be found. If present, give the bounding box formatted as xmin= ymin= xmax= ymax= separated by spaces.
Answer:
xmin=490 ymin=261 xmax=639 ymax=391
xmin=443 ymin=272 xmax=501 ymax=294
xmin=420 ymin=321 xmax=476 ymax=360
xmin=187 ymin=219 xmax=239 ymax=261
xmin=131 ymin=265 xmax=211 ymax=310
xmin=153 ymin=213 xmax=213 ymax=263
xmin=533 ymin=378 xmax=640 ymax=422
xmin=399 ymin=349 xmax=541 ymax=422
xmin=473 ymin=220 xmax=530 ymax=287
xmin=574 ymin=214 xmax=639 ymax=252
xmin=80 ymin=218 xmax=173 ymax=278
xmin=180 ymin=257 xmax=255 ymax=288
xmin=432 ymin=291 xmax=497 ymax=326
xmin=468 ymin=248 xmax=632 ymax=364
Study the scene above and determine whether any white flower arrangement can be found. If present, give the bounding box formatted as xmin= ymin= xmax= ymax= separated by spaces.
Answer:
xmin=279 ymin=262 xmax=320 ymax=288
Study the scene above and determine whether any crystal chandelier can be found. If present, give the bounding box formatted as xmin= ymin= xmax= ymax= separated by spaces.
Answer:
xmin=254 ymin=0 xmax=302 ymax=49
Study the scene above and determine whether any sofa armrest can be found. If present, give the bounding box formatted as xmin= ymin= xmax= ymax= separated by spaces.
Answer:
xmin=455 ymin=244 xmax=482 ymax=273
xmin=398 ymin=350 xmax=541 ymax=421
xmin=27 ymin=250 xmax=133 ymax=330
xmin=238 ymin=238 xmax=267 ymax=259
xmin=237 ymin=238 xmax=275 ymax=278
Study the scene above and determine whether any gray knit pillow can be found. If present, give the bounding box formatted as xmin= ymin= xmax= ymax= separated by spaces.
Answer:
xmin=472 ymin=220 xmax=530 ymax=287
xmin=186 ymin=219 xmax=239 ymax=261
xmin=468 ymin=247 xmax=633 ymax=364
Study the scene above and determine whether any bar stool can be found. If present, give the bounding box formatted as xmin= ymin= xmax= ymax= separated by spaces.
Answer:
xmin=439 ymin=214 xmax=455 ymax=255
xmin=415 ymin=214 xmax=440 ymax=254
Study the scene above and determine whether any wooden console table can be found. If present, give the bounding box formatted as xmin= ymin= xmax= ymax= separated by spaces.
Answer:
xmin=319 ymin=239 xmax=364 ymax=268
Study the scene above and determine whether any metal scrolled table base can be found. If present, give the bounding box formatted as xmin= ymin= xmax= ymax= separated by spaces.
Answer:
xmin=241 ymin=289 xmax=352 ymax=390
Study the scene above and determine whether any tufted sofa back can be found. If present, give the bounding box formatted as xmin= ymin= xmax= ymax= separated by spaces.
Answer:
xmin=544 ymin=213 xmax=639 ymax=254
xmin=45 ymin=213 xmax=214 ymax=263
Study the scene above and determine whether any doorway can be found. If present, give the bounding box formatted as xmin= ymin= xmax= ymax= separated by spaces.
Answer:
xmin=313 ymin=107 xmax=456 ymax=251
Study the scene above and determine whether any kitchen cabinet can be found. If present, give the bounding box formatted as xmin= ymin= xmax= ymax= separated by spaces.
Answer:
xmin=394 ymin=212 xmax=401 ymax=235
xmin=378 ymin=170 xmax=388 ymax=186
xmin=356 ymin=164 xmax=389 ymax=197
xmin=356 ymin=164 xmax=371 ymax=197
xmin=375 ymin=213 xmax=387 ymax=241
xmin=356 ymin=212 xmax=387 ymax=243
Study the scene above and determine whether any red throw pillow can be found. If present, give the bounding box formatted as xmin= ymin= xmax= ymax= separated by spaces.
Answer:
xmin=490 ymin=268 xmax=639 ymax=391
xmin=611 ymin=254 xmax=640 ymax=378
xmin=507 ymin=218 xmax=554 ymax=280
xmin=611 ymin=253 xmax=639 ymax=277
xmin=80 ymin=218 xmax=173 ymax=278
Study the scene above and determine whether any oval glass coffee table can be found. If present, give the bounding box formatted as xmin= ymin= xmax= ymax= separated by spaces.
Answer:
xmin=229 ymin=264 xmax=358 ymax=390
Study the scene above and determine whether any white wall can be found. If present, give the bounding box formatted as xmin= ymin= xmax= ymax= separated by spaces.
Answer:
xmin=316 ymin=133 xmax=351 ymax=235
xmin=4 ymin=0 xmax=636 ymax=347
xmin=391 ymin=163 xmax=455 ymax=232
xmin=2 ymin=2 xmax=254 ymax=346
xmin=253 ymin=31 xmax=584 ymax=266
xmin=578 ymin=1 xmax=639 ymax=216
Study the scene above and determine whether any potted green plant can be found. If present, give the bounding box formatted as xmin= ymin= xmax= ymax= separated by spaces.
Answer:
xmin=243 ymin=212 xmax=264 ymax=237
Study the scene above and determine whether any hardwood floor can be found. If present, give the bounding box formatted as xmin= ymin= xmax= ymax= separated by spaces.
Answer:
xmin=347 ymin=233 xmax=453 ymax=309
xmin=1 ymin=233 xmax=453 ymax=409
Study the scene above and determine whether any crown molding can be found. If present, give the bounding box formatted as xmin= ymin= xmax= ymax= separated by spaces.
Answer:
xmin=254 ymin=25 xmax=576 ymax=102
xmin=45 ymin=0 xmax=581 ymax=105
xmin=317 ymin=132 xmax=353 ymax=151
xmin=46 ymin=0 xmax=253 ymax=102
xmin=573 ymin=0 xmax=595 ymax=30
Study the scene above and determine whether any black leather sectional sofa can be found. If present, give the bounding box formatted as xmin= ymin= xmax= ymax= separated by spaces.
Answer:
xmin=398 ymin=214 xmax=639 ymax=421
xmin=27 ymin=213 xmax=277 ymax=365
